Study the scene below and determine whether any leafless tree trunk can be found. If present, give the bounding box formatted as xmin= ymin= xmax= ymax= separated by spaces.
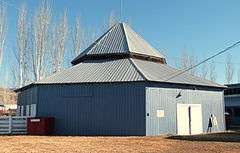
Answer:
xmin=17 ymin=5 xmax=28 ymax=87
xmin=209 ymin=61 xmax=217 ymax=82
xmin=189 ymin=54 xmax=198 ymax=76
xmin=0 ymin=5 xmax=7 ymax=65
xmin=72 ymin=16 xmax=81 ymax=57
xmin=225 ymin=53 xmax=234 ymax=84
xmin=51 ymin=11 xmax=68 ymax=73
xmin=179 ymin=50 xmax=189 ymax=70
xmin=178 ymin=50 xmax=198 ymax=76
xmin=109 ymin=11 xmax=118 ymax=28
xmin=200 ymin=62 xmax=208 ymax=79
xmin=31 ymin=1 xmax=51 ymax=81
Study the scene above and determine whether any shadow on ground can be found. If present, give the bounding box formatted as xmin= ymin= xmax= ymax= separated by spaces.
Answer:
xmin=167 ymin=131 xmax=240 ymax=142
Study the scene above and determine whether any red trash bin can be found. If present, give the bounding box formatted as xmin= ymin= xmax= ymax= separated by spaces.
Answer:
xmin=27 ymin=117 xmax=54 ymax=135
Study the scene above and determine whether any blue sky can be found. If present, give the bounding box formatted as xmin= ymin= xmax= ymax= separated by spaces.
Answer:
xmin=1 ymin=0 xmax=240 ymax=87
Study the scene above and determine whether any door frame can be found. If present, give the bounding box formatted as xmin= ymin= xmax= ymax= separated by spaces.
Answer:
xmin=177 ymin=103 xmax=203 ymax=135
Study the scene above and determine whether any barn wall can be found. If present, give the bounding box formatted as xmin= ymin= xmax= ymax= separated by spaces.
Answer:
xmin=37 ymin=82 xmax=146 ymax=136
xmin=224 ymin=95 xmax=240 ymax=125
xmin=225 ymin=96 xmax=240 ymax=107
xmin=17 ymin=86 xmax=38 ymax=115
xmin=146 ymin=86 xmax=225 ymax=136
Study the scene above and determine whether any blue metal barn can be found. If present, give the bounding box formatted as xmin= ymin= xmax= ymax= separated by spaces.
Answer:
xmin=16 ymin=23 xmax=226 ymax=136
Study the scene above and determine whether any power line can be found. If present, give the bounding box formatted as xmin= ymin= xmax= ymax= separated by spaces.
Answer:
xmin=164 ymin=40 xmax=240 ymax=82
xmin=166 ymin=56 xmax=240 ymax=65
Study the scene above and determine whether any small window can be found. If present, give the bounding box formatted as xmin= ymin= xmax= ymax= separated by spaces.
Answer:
xmin=30 ymin=104 xmax=37 ymax=117
xmin=20 ymin=106 xmax=24 ymax=116
xmin=16 ymin=106 xmax=21 ymax=116
xmin=26 ymin=105 xmax=30 ymax=117
xmin=157 ymin=110 xmax=165 ymax=118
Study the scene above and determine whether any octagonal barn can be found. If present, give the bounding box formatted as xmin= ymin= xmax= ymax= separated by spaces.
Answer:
xmin=16 ymin=23 xmax=226 ymax=136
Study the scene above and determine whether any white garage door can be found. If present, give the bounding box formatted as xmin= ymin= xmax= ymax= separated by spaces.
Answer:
xmin=177 ymin=104 xmax=203 ymax=135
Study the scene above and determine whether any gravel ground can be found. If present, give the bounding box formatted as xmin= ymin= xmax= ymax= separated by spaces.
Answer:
xmin=0 ymin=134 xmax=240 ymax=153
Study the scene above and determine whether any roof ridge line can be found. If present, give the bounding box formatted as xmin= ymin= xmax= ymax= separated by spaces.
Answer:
xmin=121 ymin=23 xmax=131 ymax=53
xmin=128 ymin=58 xmax=148 ymax=81
xmin=122 ymin=23 xmax=165 ymax=58
xmin=71 ymin=24 xmax=118 ymax=65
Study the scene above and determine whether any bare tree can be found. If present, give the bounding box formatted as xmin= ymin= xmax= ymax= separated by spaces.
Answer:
xmin=51 ymin=11 xmax=68 ymax=73
xmin=109 ymin=11 xmax=118 ymax=28
xmin=31 ymin=1 xmax=51 ymax=81
xmin=209 ymin=61 xmax=217 ymax=82
xmin=0 ymin=5 xmax=7 ymax=65
xmin=72 ymin=16 xmax=81 ymax=57
xmin=17 ymin=5 xmax=28 ymax=87
xmin=189 ymin=54 xmax=198 ymax=76
xmin=200 ymin=62 xmax=208 ymax=79
xmin=179 ymin=50 xmax=189 ymax=70
xmin=225 ymin=53 xmax=234 ymax=84
xmin=178 ymin=49 xmax=198 ymax=76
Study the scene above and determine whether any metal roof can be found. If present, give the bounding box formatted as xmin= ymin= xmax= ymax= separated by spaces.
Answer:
xmin=37 ymin=59 xmax=145 ymax=84
xmin=36 ymin=58 xmax=224 ymax=88
xmin=131 ymin=59 xmax=226 ymax=88
xmin=71 ymin=23 xmax=165 ymax=65
xmin=16 ymin=22 xmax=225 ymax=91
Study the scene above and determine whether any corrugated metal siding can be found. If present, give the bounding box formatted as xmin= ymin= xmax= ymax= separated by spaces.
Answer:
xmin=225 ymin=96 xmax=240 ymax=107
xmin=132 ymin=58 xmax=225 ymax=88
xmin=37 ymin=82 xmax=146 ymax=135
xmin=17 ymin=86 xmax=38 ymax=116
xmin=37 ymin=59 xmax=145 ymax=84
xmin=146 ymin=86 xmax=225 ymax=136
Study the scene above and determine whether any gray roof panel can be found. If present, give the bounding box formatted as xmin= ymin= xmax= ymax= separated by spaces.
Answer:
xmin=37 ymin=59 xmax=145 ymax=84
xmin=71 ymin=23 xmax=165 ymax=65
xmin=131 ymin=58 xmax=225 ymax=88
xmin=123 ymin=23 xmax=164 ymax=58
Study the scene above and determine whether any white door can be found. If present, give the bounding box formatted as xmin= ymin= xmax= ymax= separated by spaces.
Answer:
xmin=190 ymin=104 xmax=203 ymax=134
xmin=177 ymin=104 xmax=203 ymax=135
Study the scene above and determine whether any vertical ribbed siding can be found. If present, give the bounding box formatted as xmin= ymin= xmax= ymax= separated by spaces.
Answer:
xmin=17 ymin=86 xmax=38 ymax=106
xmin=146 ymin=86 xmax=225 ymax=136
xmin=36 ymin=82 xmax=146 ymax=136
xmin=17 ymin=86 xmax=38 ymax=116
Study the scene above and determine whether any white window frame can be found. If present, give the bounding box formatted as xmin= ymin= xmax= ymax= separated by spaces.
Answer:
xmin=20 ymin=106 xmax=24 ymax=116
xmin=30 ymin=104 xmax=37 ymax=117
xmin=26 ymin=105 xmax=30 ymax=117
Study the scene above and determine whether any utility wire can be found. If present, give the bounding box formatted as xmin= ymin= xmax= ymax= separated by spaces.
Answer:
xmin=167 ymin=57 xmax=240 ymax=65
xmin=164 ymin=40 xmax=240 ymax=82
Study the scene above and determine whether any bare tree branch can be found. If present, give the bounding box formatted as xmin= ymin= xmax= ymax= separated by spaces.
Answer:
xmin=0 ymin=4 xmax=7 ymax=65
xmin=51 ymin=10 xmax=68 ymax=73
xmin=109 ymin=11 xmax=118 ymax=28
xmin=200 ymin=62 xmax=208 ymax=79
xmin=31 ymin=1 xmax=51 ymax=81
xmin=72 ymin=16 xmax=81 ymax=57
xmin=17 ymin=4 xmax=28 ymax=87
xmin=225 ymin=53 xmax=234 ymax=84
xmin=209 ymin=61 xmax=217 ymax=82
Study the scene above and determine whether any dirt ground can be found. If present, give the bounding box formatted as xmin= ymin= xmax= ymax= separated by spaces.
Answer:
xmin=0 ymin=133 xmax=240 ymax=153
